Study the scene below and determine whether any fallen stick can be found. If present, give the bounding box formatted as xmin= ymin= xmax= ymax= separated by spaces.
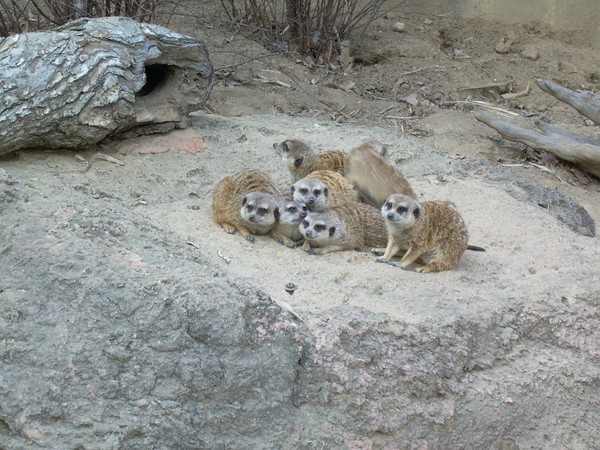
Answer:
xmin=534 ymin=78 xmax=600 ymax=125
xmin=475 ymin=112 xmax=600 ymax=178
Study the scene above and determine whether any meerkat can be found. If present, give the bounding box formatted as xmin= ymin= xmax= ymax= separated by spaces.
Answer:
xmin=292 ymin=169 xmax=357 ymax=212
xmin=344 ymin=139 xmax=417 ymax=207
xmin=273 ymin=139 xmax=345 ymax=182
xmin=372 ymin=193 xmax=483 ymax=273
xmin=299 ymin=202 xmax=388 ymax=255
xmin=212 ymin=169 xmax=280 ymax=242
xmin=238 ymin=191 xmax=285 ymax=243
xmin=272 ymin=200 xmax=308 ymax=248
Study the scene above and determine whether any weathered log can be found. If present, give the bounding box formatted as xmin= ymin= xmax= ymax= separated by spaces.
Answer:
xmin=0 ymin=17 xmax=213 ymax=156
xmin=534 ymin=78 xmax=600 ymax=125
xmin=475 ymin=112 xmax=600 ymax=178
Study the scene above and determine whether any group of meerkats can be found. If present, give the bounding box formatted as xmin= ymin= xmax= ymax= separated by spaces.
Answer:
xmin=211 ymin=139 xmax=484 ymax=273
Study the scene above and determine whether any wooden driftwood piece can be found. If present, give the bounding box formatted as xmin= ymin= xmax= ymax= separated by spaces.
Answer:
xmin=534 ymin=78 xmax=600 ymax=125
xmin=475 ymin=112 xmax=600 ymax=178
xmin=0 ymin=17 xmax=213 ymax=156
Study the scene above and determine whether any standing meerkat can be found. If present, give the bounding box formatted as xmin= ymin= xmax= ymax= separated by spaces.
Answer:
xmin=212 ymin=170 xmax=280 ymax=242
xmin=273 ymin=139 xmax=345 ymax=182
xmin=372 ymin=193 xmax=483 ymax=272
xmin=273 ymin=200 xmax=308 ymax=248
xmin=299 ymin=202 xmax=388 ymax=255
xmin=344 ymin=139 xmax=417 ymax=207
xmin=292 ymin=169 xmax=357 ymax=212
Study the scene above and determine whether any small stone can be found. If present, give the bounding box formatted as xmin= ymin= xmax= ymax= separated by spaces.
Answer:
xmin=521 ymin=44 xmax=539 ymax=60
xmin=495 ymin=38 xmax=512 ymax=54
xmin=422 ymin=18 xmax=432 ymax=25
xmin=392 ymin=22 xmax=406 ymax=32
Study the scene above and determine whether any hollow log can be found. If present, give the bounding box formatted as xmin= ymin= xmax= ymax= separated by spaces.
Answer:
xmin=475 ymin=112 xmax=600 ymax=178
xmin=534 ymin=78 xmax=600 ymax=125
xmin=0 ymin=17 xmax=213 ymax=156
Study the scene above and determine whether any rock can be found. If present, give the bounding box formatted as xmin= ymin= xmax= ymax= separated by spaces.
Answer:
xmin=495 ymin=37 xmax=513 ymax=54
xmin=522 ymin=44 xmax=540 ymax=60
xmin=392 ymin=22 xmax=406 ymax=32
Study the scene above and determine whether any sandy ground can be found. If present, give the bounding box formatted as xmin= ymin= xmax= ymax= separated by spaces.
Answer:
xmin=5 ymin=110 xmax=596 ymax=326
xmin=2 ymin=2 xmax=599 ymax=331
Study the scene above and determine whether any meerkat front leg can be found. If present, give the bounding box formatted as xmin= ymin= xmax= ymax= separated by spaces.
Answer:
xmin=237 ymin=226 xmax=256 ymax=243
xmin=398 ymin=246 xmax=423 ymax=270
xmin=308 ymin=245 xmax=345 ymax=255
xmin=375 ymin=238 xmax=402 ymax=264
xmin=218 ymin=222 xmax=237 ymax=234
xmin=300 ymin=241 xmax=312 ymax=252
xmin=269 ymin=230 xmax=293 ymax=247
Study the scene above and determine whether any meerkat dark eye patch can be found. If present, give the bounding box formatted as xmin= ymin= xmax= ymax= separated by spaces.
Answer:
xmin=413 ymin=207 xmax=420 ymax=218
xmin=294 ymin=157 xmax=304 ymax=167
xmin=301 ymin=205 xmax=307 ymax=211
xmin=323 ymin=187 xmax=328 ymax=197
xmin=385 ymin=202 xmax=392 ymax=209
xmin=300 ymin=188 xmax=308 ymax=195
xmin=328 ymin=226 xmax=336 ymax=237
xmin=287 ymin=206 xmax=297 ymax=213
xmin=282 ymin=141 xmax=290 ymax=152
xmin=314 ymin=224 xmax=325 ymax=232
xmin=246 ymin=205 xmax=254 ymax=212
xmin=301 ymin=220 xmax=309 ymax=228
xmin=258 ymin=207 xmax=267 ymax=215
xmin=313 ymin=190 xmax=321 ymax=196
xmin=397 ymin=206 xmax=407 ymax=214
xmin=274 ymin=207 xmax=280 ymax=220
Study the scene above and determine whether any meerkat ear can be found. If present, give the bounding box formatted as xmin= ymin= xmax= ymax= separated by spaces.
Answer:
xmin=242 ymin=196 xmax=248 ymax=206
xmin=291 ymin=185 xmax=295 ymax=194
xmin=274 ymin=207 xmax=280 ymax=221
xmin=329 ymin=226 xmax=336 ymax=237
xmin=413 ymin=206 xmax=420 ymax=218
xmin=323 ymin=187 xmax=329 ymax=197
xmin=294 ymin=157 xmax=304 ymax=167
xmin=282 ymin=141 xmax=290 ymax=152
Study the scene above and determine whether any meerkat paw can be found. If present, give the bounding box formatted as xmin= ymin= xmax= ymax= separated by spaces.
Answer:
xmin=244 ymin=234 xmax=256 ymax=243
xmin=375 ymin=257 xmax=397 ymax=266
xmin=307 ymin=247 xmax=322 ymax=255
xmin=220 ymin=223 xmax=236 ymax=234
xmin=287 ymin=240 xmax=302 ymax=249
xmin=371 ymin=248 xmax=385 ymax=256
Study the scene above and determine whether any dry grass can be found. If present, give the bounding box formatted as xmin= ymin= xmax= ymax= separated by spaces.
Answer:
xmin=0 ymin=0 xmax=158 ymax=35
xmin=219 ymin=0 xmax=385 ymax=63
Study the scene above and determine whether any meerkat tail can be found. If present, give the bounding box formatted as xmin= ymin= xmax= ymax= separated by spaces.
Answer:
xmin=467 ymin=245 xmax=486 ymax=252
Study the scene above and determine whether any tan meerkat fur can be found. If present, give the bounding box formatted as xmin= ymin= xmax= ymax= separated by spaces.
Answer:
xmin=273 ymin=139 xmax=345 ymax=182
xmin=272 ymin=200 xmax=308 ymax=248
xmin=372 ymin=193 xmax=470 ymax=273
xmin=344 ymin=139 xmax=417 ymax=207
xmin=299 ymin=202 xmax=388 ymax=255
xmin=212 ymin=170 xmax=280 ymax=242
xmin=292 ymin=169 xmax=357 ymax=212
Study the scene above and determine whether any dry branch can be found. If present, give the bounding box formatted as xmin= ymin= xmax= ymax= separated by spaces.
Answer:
xmin=475 ymin=112 xmax=600 ymax=178
xmin=534 ymin=78 xmax=600 ymax=125
xmin=0 ymin=16 xmax=213 ymax=156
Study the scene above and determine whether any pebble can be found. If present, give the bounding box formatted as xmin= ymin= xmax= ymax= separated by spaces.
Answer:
xmin=392 ymin=22 xmax=406 ymax=32
xmin=521 ymin=44 xmax=539 ymax=60
xmin=495 ymin=38 xmax=512 ymax=54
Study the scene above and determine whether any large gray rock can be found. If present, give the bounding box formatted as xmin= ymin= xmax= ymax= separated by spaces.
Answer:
xmin=1 ymin=114 xmax=598 ymax=448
